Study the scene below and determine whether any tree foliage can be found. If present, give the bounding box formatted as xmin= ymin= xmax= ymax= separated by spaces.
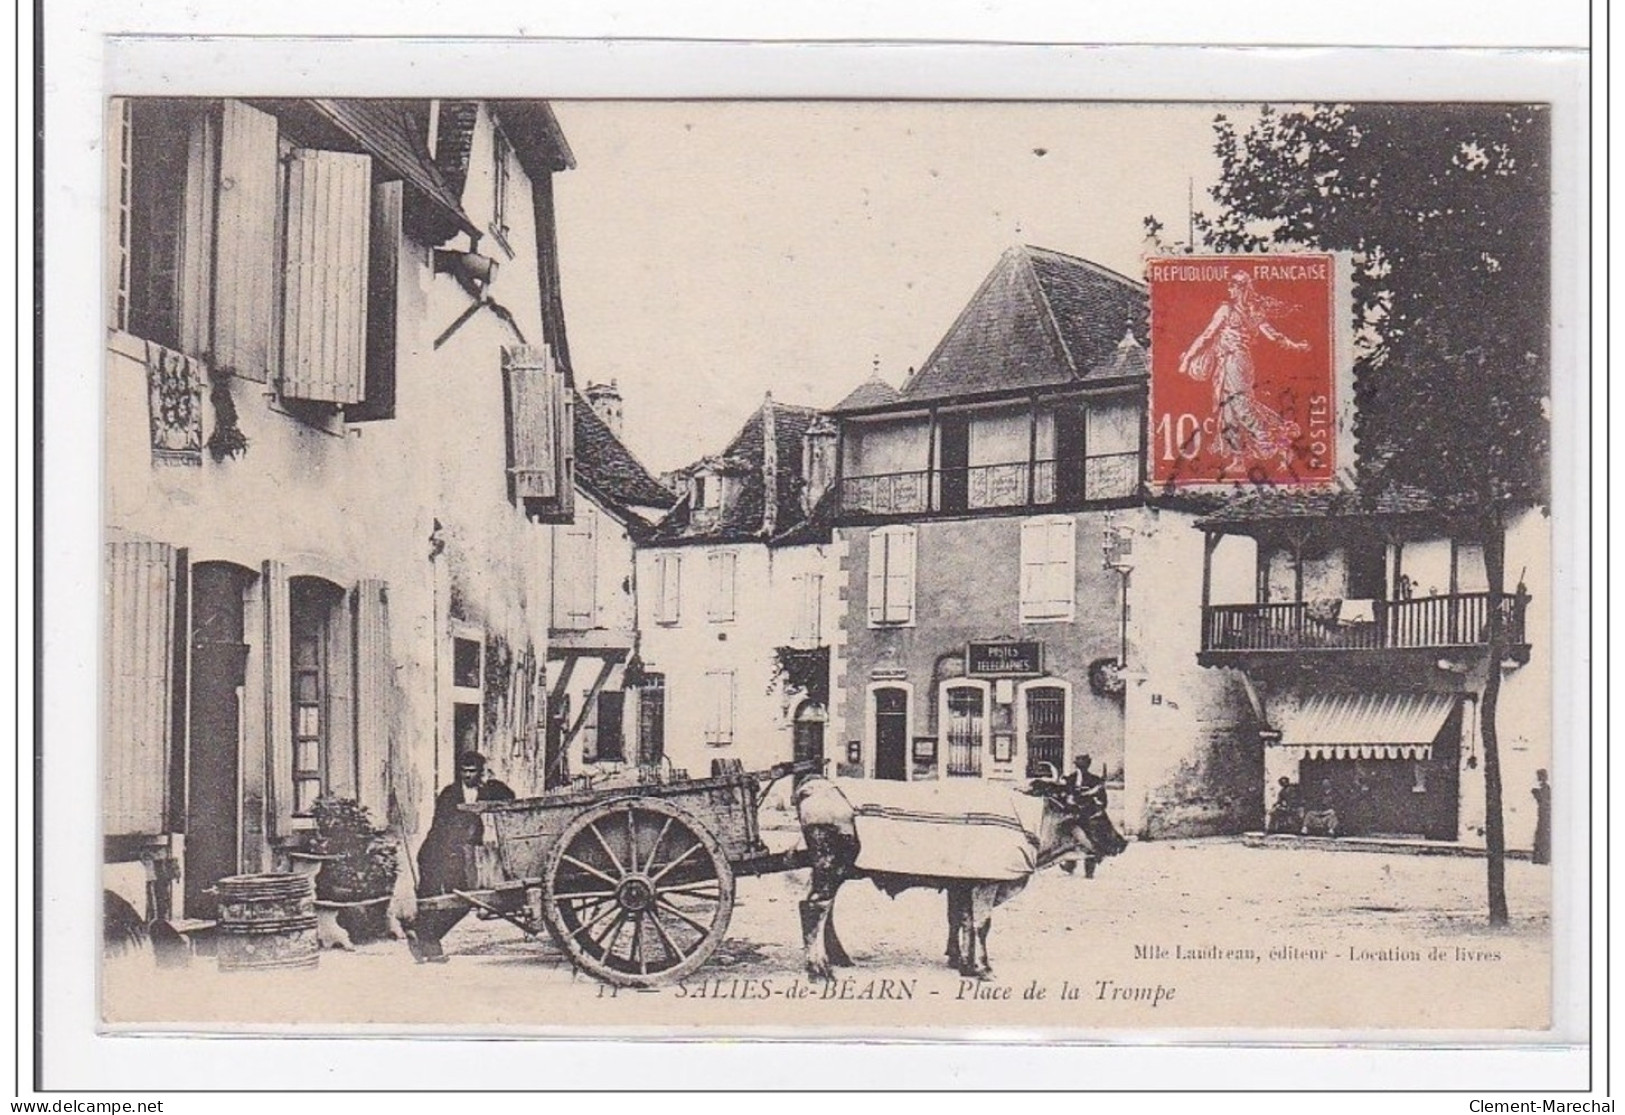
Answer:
xmin=1190 ymin=103 xmax=1550 ymax=509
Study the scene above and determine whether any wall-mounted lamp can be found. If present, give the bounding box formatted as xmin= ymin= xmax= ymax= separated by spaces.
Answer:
xmin=433 ymin=249 xmax=499 ymax=297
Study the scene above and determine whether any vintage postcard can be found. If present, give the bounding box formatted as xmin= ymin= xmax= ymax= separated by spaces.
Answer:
xmin=96 ymin=94 xmax=1563 ymax=1036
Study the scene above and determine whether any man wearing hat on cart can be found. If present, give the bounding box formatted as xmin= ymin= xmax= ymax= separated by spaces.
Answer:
xmin=402 ymin=751 xmax=515 ymax=962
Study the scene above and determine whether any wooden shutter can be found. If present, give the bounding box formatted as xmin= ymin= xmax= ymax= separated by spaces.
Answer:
xmin=557 ymin=507 xmax=596 ymax=627
xmin=709 ymin=551 xmax=736 ymax=621
xmin=867 ymin=531 xmax=888 ymax=625
xmin=503 ymin=344 xmax=574 ymax=506
xmin=352 ymin=579 xmax=392 ymax=817
xmin=1022 ymin=518 xmax=1075 ymax=619
xmin=260 ymin=560 xmax=293 ymax=838
xmin=1046 ymin=520 xmax=1076 ymax=615
xmin=104 ymin=540 xmax=177 ymax=837
xmin=656 ymin=555 xmax=680 ymax=624
xmin=281 ymin=148 xmax=371 ymax=403
xmin=883 ymin=529 xmax=916 ymax=624
xmin=706 ymin=671 xmax=736 ymax=744
xmin=212 ymin=100 xmax=280 ymax=381
xmin=349 ymin=180 xmax=402 ymax=421
xmin=106 ymin=99 xmax=131 ymax=332
xmin=177 ymin=107 xmax=219 ymax=359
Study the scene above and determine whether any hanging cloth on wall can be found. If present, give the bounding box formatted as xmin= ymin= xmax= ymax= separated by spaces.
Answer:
xmin=144 ymin=339 xmax=204 ymax=466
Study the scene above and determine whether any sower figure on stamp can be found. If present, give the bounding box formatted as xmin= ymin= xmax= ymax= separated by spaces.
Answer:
xmin=401 ymin=751 xmax=515 ymax=963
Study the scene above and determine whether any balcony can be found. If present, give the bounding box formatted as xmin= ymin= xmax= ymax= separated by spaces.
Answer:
xmin=1199 ymin=592 xmax=1530 ymax=662
xmin=838 ymin=453 xmax=1139 ymax=519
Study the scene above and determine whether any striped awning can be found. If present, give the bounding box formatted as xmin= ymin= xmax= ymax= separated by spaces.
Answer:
xmin=1274 ymin=692 xmax=1457 ymax=761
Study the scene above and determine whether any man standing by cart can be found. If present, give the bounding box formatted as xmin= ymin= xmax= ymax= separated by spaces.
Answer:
xmin=403 ymin=751 xmax=515 ymax=962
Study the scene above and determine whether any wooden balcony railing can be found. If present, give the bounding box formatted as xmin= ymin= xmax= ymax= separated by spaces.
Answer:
xmin=838 ymin=453 xmax=1139 ymax=517
xmin=1201 ymin=592 xmax=1529 ymax=655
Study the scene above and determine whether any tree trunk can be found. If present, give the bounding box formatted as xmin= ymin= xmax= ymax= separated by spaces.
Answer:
xmin=1481 ymin=511 xmax=1510 ymax=926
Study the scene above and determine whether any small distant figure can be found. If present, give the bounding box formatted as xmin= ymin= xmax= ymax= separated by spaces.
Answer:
xmin=1301 ymin=778 xmax=1339 ymax=838
xmin=1059 ymin=755 xmax=1104 ymax=879
xmin=1531 ymin=769 xmax=1551 ymax=865
xmin=1267 ymin=776 xmax=1304 ymax=835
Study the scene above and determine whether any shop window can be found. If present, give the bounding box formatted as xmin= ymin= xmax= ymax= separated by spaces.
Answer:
xmin=867 ymin=526 xmax=916 ymax=626
xmin=1020 ymin=516 xmax=1076 ymax=622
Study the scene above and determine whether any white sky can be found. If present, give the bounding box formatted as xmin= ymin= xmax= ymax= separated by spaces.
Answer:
xmin=549 ymin=101 xmax=1231 ymax=473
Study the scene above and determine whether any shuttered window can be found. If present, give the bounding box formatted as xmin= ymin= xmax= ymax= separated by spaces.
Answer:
xmin=1021 ymin=516 xmax=1076 ymax=622
xmin=502 ymin=344 xmax=574 ymax=519
xmin=212 ymin=99 xmax=280 ymax=381
xmin=653 ymin=554 xmax=681 ymax=625
xmin=867 ymin=526 xmax=916 ymax=626
xmin=104 ymin=540 xmax=178 ymax=837
xmin=708 ymin=551 xmax=737 ymax=622
xmin=793 ymin=572 xmax=823 ymax=646
xmin=704 ymin=670 xmax=736 ymax=746
xmin=280 ymin=148 xmax=371 ymax=404
xmin=554 ymin=504 xmax=597 ymax=629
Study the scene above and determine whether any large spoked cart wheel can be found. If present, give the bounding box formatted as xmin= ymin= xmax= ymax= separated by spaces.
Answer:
xmin=541 ymin=797 xmax=736 ymax=987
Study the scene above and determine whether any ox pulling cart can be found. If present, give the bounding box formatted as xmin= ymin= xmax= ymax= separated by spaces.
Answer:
xmin=419 ymin=759 xmax=818 ymax=987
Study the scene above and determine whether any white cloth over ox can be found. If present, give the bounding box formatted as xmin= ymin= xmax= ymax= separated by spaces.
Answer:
xmin=834 ymin=778 xmax=1049 ymax=882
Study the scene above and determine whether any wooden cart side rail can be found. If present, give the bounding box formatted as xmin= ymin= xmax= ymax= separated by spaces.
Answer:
xmin=464 ymin=759 xmax=821 ymax=817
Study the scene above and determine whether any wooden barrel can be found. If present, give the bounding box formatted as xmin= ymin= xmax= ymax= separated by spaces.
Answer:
xmin=215 ymin=873 xmax=319 ymax=972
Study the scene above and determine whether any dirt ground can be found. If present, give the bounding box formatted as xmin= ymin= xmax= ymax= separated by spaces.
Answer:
xmin=102 ymin=837 xmax=1552 ymax=1033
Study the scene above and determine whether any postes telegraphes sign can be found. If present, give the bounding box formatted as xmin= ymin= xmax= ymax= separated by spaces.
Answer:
xmin=966 ymin=640 xmax=1044 ymax=677
xmin=1148 ymin=254 xmax=1337 ymax=489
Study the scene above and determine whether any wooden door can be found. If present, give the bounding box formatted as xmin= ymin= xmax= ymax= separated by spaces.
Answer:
xmin=184 ymin=563 xmax=254 ymax=919
xmin=874 ymin=689 xmax=908 ymax=781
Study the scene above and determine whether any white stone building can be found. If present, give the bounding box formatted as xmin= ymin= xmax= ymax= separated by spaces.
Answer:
xmin=634 ymin=399 xmax=844 ymax=777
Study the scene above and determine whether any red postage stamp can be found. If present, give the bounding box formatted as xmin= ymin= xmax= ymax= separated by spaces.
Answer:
xmin=1148 ymin=254 xmax=1337 ymax=488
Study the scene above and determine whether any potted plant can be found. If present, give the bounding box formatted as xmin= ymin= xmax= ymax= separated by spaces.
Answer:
xmin=306 ymin=797 xmax=400 ymax=944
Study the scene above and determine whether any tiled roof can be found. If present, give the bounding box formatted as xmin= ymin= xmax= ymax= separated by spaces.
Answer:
xmin=832 ymin=375 xmax=904 ymax=413
xmin=1196 ymin=484 xmax=1445 ymax=529
xmin=572 ymin=392 xmax=675 ymax=520
xmin=647 ymin=399 xmax=827 ymax=546
xmin=436 ymin=100 xmax=575 ymax=202
xmin=304 ymin=100 xmax=480 ymax=240
xmin=433 ymin=100 xmax=483 ymax=200
xmin=896 ymin=245 xmax=1149 ymax=405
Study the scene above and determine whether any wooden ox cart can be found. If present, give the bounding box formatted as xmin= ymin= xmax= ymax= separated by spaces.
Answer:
xmin=420 ymin=759 xmax=817 ymax=986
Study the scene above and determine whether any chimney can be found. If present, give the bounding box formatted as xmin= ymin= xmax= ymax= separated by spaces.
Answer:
xmin=801 ymin=413 xmax=838 ymax=513
xmin=584 ymin=379 xmax=624 ymax=438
